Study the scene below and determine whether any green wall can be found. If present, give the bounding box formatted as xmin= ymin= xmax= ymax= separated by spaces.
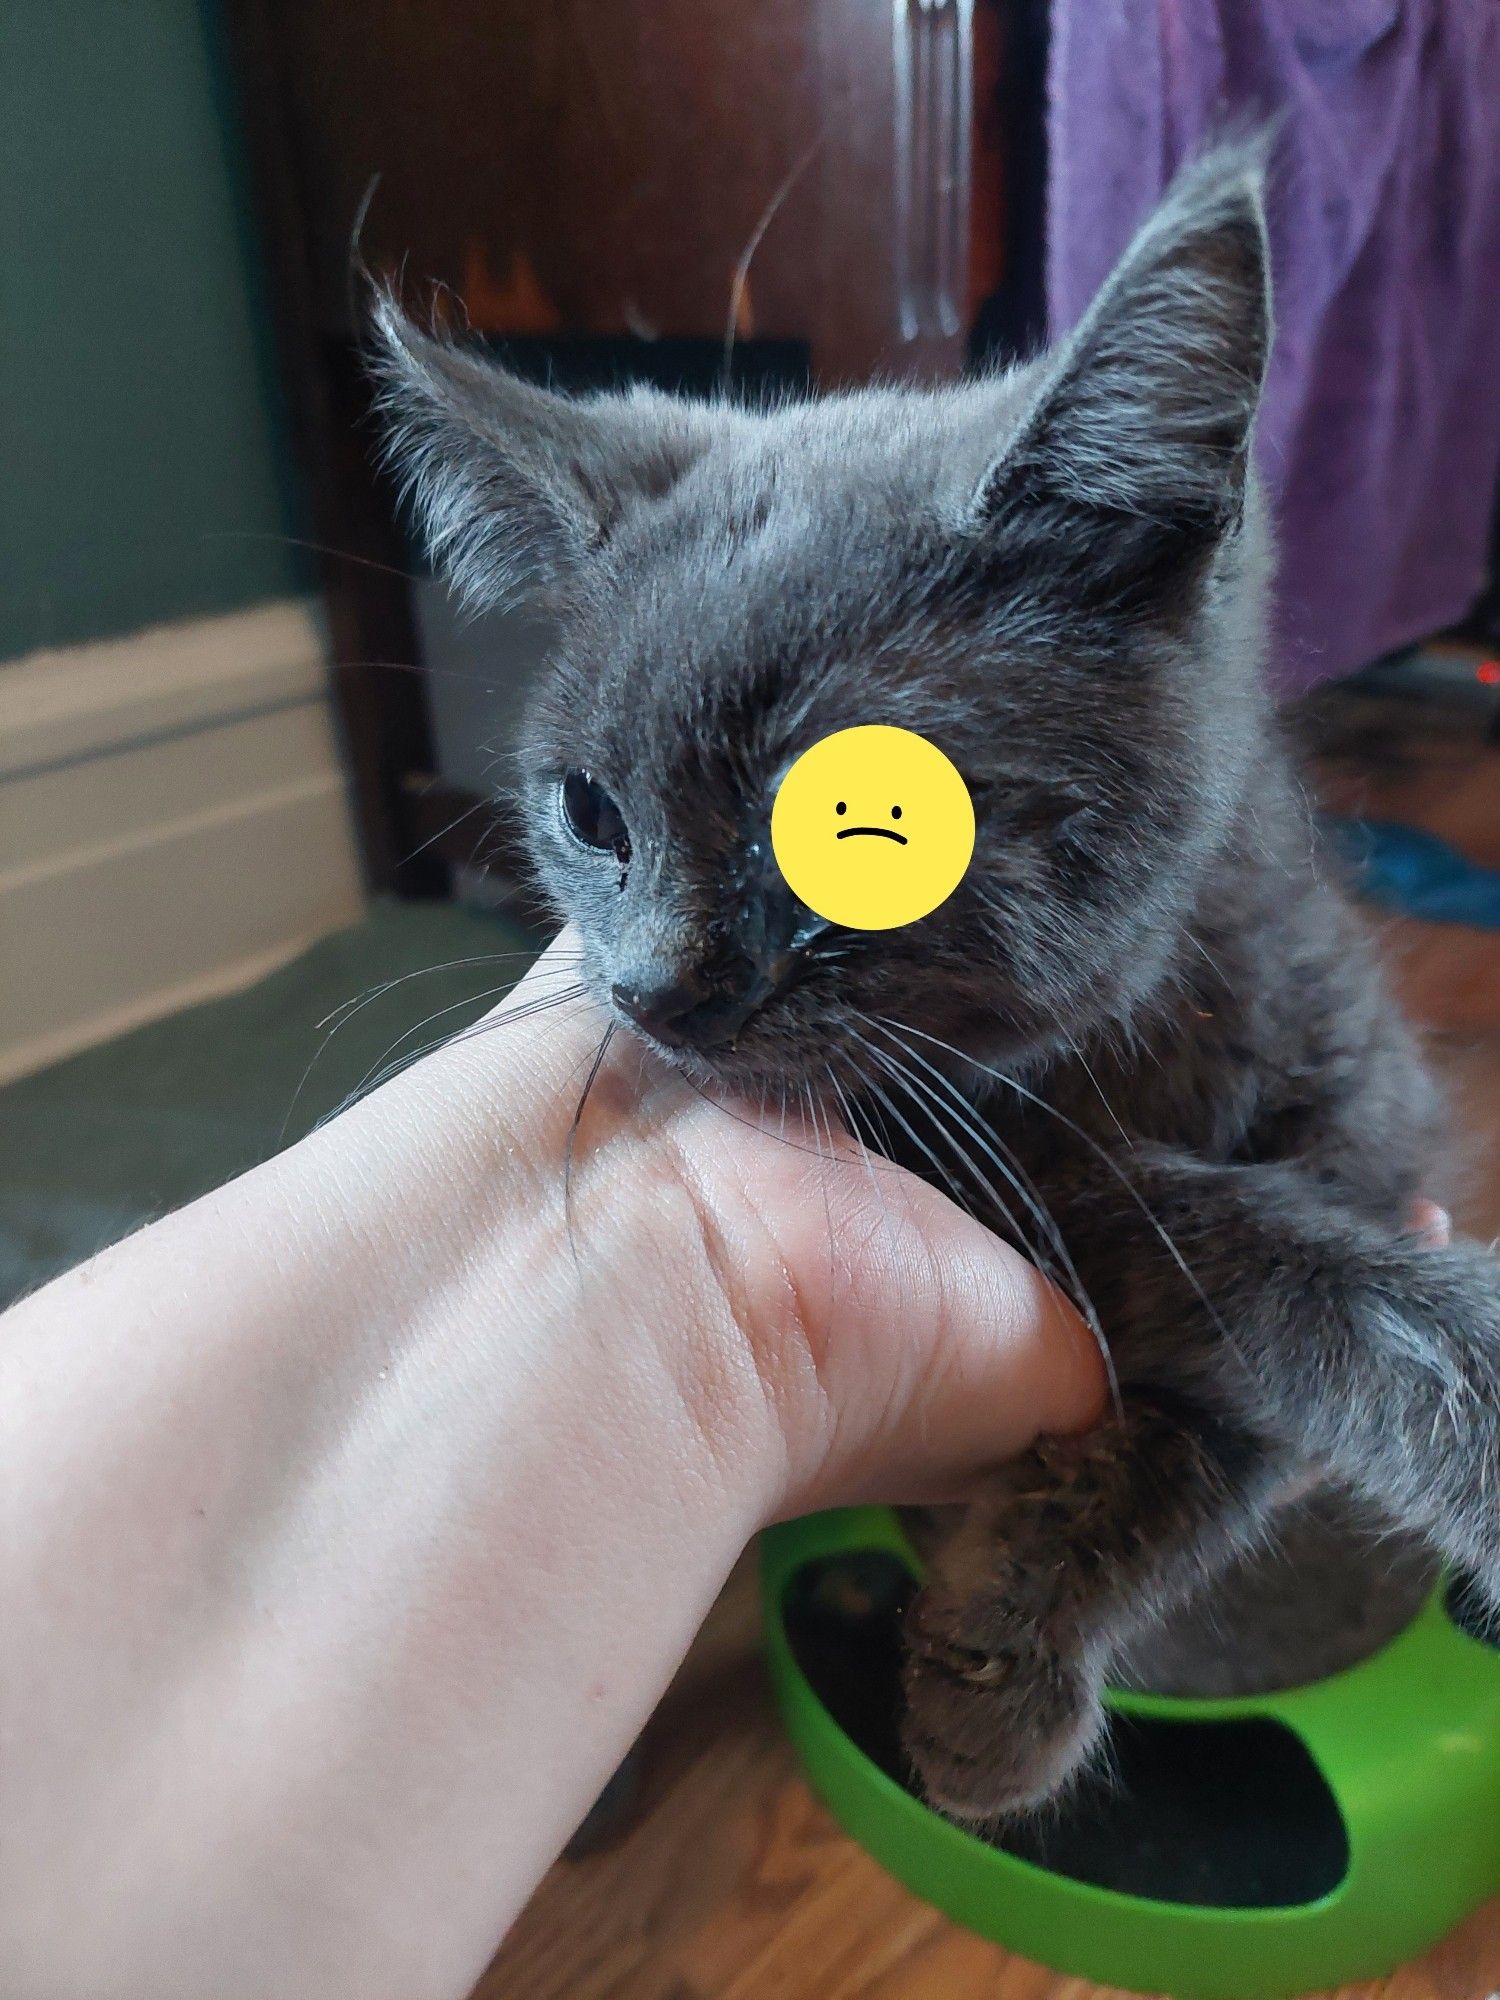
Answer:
xmin=0 ymin=1 xmax=307 ymax=661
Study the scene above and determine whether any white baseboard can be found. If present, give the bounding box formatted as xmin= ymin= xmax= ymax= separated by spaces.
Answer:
xmin=0 ymin=600 xmax=365 ymax=1082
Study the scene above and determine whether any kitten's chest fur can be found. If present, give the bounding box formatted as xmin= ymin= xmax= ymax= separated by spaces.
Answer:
xmin=978 ymin=763 xmax=1440 ymax=1243
xmin=907 ymin=765 xmax=1448 ymax=1693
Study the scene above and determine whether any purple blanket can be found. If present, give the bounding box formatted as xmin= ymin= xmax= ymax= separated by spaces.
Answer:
xmin=1046 ymin=0 xmax=1500 ymax=695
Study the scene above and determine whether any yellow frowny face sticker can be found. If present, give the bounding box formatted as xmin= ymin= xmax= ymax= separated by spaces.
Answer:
xmin=771 ymin=724 xmax=975 ymax=931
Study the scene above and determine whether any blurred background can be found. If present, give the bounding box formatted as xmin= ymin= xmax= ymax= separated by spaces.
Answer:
xmin=2 ymin=4 xmax=1499 ymax=1987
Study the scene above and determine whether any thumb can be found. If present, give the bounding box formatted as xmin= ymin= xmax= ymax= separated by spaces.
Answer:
xmin=689 ymin=1105 xmax=1110 ymax=1519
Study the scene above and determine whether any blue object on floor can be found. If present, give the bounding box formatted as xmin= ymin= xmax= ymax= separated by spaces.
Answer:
xmin=1327 ymin=818 xmax=1500 ymax=929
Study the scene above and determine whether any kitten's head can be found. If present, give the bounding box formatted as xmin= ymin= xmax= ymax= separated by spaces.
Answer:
xmin=372 ymin=147 xmax=1272 ymax=1097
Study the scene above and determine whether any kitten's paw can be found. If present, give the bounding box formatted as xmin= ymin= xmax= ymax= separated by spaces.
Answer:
xmin=901 ymin=1587 xmax=1103 ymax=1821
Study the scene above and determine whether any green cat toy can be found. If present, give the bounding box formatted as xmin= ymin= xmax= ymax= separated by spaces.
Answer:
xmin=763 ymin=1508 xmax=1500 ymax=1999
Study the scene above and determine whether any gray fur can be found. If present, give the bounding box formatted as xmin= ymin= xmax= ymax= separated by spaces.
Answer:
xmin=373 ymin=141 xmax=1500 ymax=1822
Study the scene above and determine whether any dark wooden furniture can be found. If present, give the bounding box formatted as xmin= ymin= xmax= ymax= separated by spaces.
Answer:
xmin=224 ymin=0 xmax=1043 ymax=898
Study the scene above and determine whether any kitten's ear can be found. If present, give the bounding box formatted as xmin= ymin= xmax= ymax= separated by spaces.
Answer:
xmin=972 ymin=141 xmax=1272 ymax=602
xmin=367 ymin=290 xmax=712 ymax=608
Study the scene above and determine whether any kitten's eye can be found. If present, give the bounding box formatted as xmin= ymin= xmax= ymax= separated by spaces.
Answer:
xmin=560 ymin=769 xmax=632 ymax=864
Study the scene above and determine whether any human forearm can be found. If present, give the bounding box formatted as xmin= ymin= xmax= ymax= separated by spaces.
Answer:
xmin=0 ymin=939 xmax=1100 ymax=1999
xmin=1 ymin=1005 xmax=781 ymax=1997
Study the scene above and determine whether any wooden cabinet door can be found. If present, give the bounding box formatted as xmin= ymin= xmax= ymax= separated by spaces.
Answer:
xmin=234 ymin=0 xmax=1006 ymax=384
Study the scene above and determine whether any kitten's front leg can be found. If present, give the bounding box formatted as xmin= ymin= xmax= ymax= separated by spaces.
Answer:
xmin=1130 ymin=1151 xmax=1500 ymax=1603
xmin=902 ymin=1395 xmax=1288 ymax=1820
xmin=903 ymin=1149 xmax=1500 ymax=1823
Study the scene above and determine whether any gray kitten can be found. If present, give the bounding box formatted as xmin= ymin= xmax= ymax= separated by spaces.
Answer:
xmin=372 ymin=145 xmax=1500 ymax=1821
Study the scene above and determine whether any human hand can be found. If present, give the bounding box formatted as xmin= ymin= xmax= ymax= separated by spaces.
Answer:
xmin=451 ymin=928 xmax=1107 ymax=1528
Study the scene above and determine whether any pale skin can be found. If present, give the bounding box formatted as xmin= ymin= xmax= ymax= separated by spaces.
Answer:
xmin=0 ymin=932 xmax=1111 ymax=2000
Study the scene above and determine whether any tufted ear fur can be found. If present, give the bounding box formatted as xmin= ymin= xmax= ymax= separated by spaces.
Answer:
xmin=367 ymin=289 xmax=715 ymax=608
xmin=971 ymin=142 xmax=1273 ymax=614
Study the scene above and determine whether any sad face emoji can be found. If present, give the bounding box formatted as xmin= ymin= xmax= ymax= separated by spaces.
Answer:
xmin=770 ymin=724 xmax=975 ymax=931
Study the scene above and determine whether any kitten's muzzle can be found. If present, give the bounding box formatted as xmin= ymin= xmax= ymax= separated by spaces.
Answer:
xmin=612 ymin=965 xmax=780 ymax=1053
xmin=611 ymin=842 xmax=828 ymax=1055
xmin=610 ymin=918 xmax=821 ymax=1053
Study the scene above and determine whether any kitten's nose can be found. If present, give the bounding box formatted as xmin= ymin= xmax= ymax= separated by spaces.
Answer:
xmin=611 ymin=971 xmax=767 ymax=1052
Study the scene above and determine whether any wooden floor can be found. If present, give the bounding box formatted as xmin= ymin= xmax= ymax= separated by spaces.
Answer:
xmin=480 ymin=715 xmax=1500 ymax=2000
